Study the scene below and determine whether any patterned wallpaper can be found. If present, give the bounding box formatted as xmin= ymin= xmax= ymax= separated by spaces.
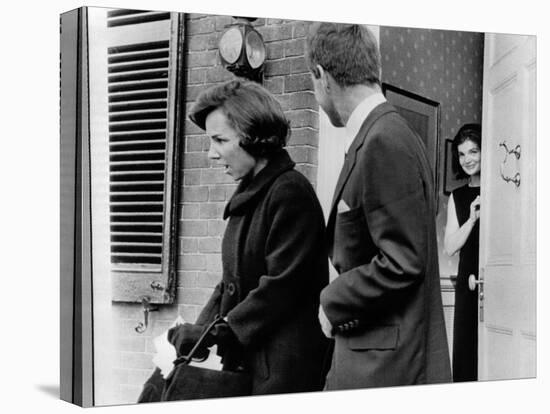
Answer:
xmin=379 ymin=26 xmax=484 ymax=278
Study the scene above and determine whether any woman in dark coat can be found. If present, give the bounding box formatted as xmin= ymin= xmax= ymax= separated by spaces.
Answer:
xmin=444 ymin=124 xmax=482 ymax=382
xmin=169 ymin=80 xmax=330 ymax=396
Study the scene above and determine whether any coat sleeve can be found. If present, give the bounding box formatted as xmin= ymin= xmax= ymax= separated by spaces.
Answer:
xmin=226 ymin=175 xmax=328 ymax=346
xmin=320 ymin=124 xmax=432 ymax=328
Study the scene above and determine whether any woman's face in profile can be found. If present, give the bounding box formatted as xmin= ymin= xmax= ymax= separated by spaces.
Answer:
xmin=205 ymin=108 xmax=257 ymax=181
xmin=457 ymin=139 xmax=481 ymax=177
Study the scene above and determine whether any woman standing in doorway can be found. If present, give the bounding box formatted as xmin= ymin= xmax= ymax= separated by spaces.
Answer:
xmin=444 ymin=123 xmax=482 ymax=382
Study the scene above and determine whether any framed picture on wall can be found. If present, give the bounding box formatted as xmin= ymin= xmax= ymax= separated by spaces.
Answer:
xmin=443 ymin=139 xmax=468 ymax=195
xmin=382 ymin=83 xmax=440 ymax=198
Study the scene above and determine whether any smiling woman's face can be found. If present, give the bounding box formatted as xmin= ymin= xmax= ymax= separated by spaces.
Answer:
xmin=205 ymin=108 xmax=257 ymax=181
xmin=457 ymin=139 xmax=481 ymax=177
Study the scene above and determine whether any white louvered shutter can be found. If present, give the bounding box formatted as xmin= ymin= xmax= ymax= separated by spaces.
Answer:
xmin=89 ymin=9 xmax=183 ymax=304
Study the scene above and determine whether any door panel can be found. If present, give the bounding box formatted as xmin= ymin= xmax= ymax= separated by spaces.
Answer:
xmin=479 ymin=33 xmax=536 ymax=380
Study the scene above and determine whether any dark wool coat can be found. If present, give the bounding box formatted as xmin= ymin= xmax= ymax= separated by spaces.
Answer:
xmin=197 ymin=149 xmax=330 ymax=395
xmin=321 ymin=102 xmax=452 ymax=389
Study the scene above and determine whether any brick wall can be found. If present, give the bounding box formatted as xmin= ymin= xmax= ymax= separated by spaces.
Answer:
xmin=109 ymin=13 xmax=320 ymax=405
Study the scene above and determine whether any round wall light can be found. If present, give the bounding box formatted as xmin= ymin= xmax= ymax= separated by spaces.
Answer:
xmin=219 ymin=17 xmax=266 ymax=82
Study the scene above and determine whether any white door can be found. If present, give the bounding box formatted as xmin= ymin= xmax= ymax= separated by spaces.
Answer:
xmin=478 ymin=33 xmax=536 ymax=380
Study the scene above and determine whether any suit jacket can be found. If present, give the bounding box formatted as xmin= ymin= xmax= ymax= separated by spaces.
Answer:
xmin=321 ymin=102 xmax=451 ymax=389
xmin=198 ymin=149 xmax=330 ymax=395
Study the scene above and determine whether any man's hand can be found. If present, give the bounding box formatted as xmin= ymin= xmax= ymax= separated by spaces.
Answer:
xmin=318 ymin=305 xmax=334 ymax=338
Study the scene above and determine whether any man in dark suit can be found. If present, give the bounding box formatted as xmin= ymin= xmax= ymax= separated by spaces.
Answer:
xmin=306 ymin=23 xmax=451 ymax=389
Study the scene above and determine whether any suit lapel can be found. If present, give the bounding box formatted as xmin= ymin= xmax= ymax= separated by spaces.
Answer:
xmin=327 ymin=103 xmax=395 ymax=239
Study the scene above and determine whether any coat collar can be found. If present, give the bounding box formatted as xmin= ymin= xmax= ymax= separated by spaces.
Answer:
xmin=223 ymin=149 xmax=295 ymax=218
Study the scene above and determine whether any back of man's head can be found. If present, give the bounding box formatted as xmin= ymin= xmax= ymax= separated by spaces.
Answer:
xmin=306 ymin=23 xmax=381 ymax=88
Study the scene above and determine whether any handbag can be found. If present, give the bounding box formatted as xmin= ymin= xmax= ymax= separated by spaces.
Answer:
xmin=161 ymin=316 xmax=252 ymax=401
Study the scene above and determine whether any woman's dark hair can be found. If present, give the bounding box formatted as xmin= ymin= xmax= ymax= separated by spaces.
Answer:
xmin=189 ymin=80 xmax=290 ymax=158
xmin=451 ymin=123 xmax=482 ymax=179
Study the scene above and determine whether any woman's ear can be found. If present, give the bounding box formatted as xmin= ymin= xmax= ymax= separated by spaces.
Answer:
xmin=312 ymin=64 xmax=322 ymax=79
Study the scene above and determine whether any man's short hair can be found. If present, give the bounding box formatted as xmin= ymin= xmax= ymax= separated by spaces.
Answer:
xmin=189 ymin=80 xmax=290 ymax=158
xmin=306 ymin=22 xmax=381 ymax=87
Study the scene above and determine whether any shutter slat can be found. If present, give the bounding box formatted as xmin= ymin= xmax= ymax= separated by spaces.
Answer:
xmin=112 ymin=232 xmax=163 ymax=236
xmin=111 ymin=242 xmax=162 ymax=246
xmin=111 ymin=252 xmax=163 ymax=257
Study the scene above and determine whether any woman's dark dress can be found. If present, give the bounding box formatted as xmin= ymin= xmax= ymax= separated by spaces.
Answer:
xmin=452 ymin=184 xmax=480 ymax=382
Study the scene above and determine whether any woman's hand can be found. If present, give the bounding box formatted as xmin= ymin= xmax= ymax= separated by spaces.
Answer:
xmin=469 ymin=195 xmax=481 ymax=223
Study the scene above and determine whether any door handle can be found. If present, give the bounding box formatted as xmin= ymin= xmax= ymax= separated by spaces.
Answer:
xmin=469 ymin=270 xmax=485 ymax=322
xmin=468 ymin=274 xmax=483 ymax=291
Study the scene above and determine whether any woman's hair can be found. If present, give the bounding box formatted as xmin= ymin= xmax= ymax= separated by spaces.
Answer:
xmin=306 ymin=22 xmax=381 ymax=87
xmin=451 ymin=123 xmax=482 ymax=179
xmin=189 ymin=80 xmax=290 ymax=158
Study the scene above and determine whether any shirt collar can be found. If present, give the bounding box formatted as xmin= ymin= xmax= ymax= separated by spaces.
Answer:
xmin=344 ymin=92 xmax=387 ymax=153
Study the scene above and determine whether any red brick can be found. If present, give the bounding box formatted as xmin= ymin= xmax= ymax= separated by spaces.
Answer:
xmin=178 ymin=254 xmax=207 ymax=271
xmin=284 ymin=73 xmax=313 ymax=92
xmin=200 ymin=202 xmax=225 ymax=219
xmin=184 ymin=119 xmax=204 ymax=135
xmin=295 ymin=163 xmax=318 ymax=185
xmin=215 ymin=15 xmax=233 ymax=31
xmin=264 ymin=77 xmax=284 ymax=94
xmin=288 ymin=128 xmax=318 ymax=147
xmin=184 ymin=152 xmax=209 ymax=169
xmin=287 ymin=146 xmax=318 ymax=164
xmin=201 ymin=168 xmax=234 ymax=184
xmin=209 ymin=185 xmax=227 ymax=201
xmin=179 ymin=219 xmax=207 ymax=236
xmin=293 ymin=21 xmax=309 ymax=38
xmin=120 ymin=352 xmax=154 ymax=370
xmin=205 ymin=65 xmax=235 ymax=83
xmin=179 ymin=237 xmax=198 ymax=253
xmin=114 ymin=336 xmax=146 ymax=352
xmin=188 ymin=33 xmax=218 ymax=51
xmin=277 ymin=94 xmax=290 ymax=111
xmin=285 ymin=39 xmax=305 ymax=57
xmin=186 ymin=68 xmax=206 ymax=84
xmin=182 ymin=170 xmax=201 ymax=186
xmin=208 ymin=219 xmax=226 ymax=236
xmin=198 ymin=237 xmax=221 ymax=253
xmin=206 ymin=254 xmax=223 ymax=272
xmin=286 ymin=109 xmax=318 ymax=129
xmin=188 ymin=18 xmax=216 ymax=35
xmin=186 ymin=136 xmax=203 ymax=152
xmin=289 ymin=91 xmax=317 ymax=110
xmin=290 ymin=56 xmax=309 ymax=74
xmin=264 ymin=59 xmax=291 ymax=77
xmin=176 ymin=271 xmax=198 ymax=288
xmin=266 ymin=42 xmax=284 ymax=60
xmin=198 ymin=272 xmax=222 ymax=288
xmin=187 ymin=51 xmax=217 ymax=68
xmin=113 ymin=368 xmax=129 ymax=384
xmin=259 ymin=25 xmax=293 ymax=42
xmin=182 ymin=186 xmax=208 ymax=202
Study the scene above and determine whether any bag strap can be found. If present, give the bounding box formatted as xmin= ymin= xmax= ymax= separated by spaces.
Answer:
xmin=173 ymin=315 xmax=225 ymax=366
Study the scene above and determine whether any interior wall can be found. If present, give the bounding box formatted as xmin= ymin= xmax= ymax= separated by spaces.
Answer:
xmin=379 ymin=26 xmax=484 ymax=353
